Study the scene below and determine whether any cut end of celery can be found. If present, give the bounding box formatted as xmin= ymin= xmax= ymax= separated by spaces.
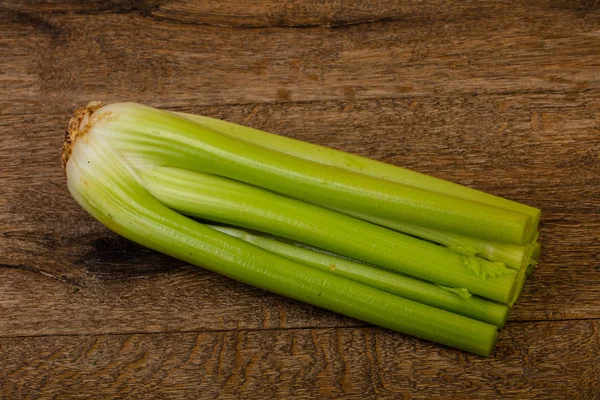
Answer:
xmin=531 ymin=241 xmax=542 ymax=262
xmin=484 ymin=329 xmax=499 ymax=357
xmin=62 ymin=101 xmax=105 ymax=173
xmin=526 ymin=241 xmax=541 ymax=277
xmin=520 ymin=239 xmax=540 ymax=277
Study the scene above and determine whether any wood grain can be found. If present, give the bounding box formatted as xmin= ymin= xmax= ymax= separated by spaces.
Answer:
xmin=1 ymin=0 xmax=600 ymax=397
xmin=1 ymin=2 xmax=599 ymax=116
xmin=1 ymin=321 xmax=599 ymax=399
xmin=3 ymin=0 xmax=600 ymax=28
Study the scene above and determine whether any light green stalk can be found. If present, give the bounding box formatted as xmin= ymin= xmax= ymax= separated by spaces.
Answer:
xmin=211 ymin=226 xmax=510 ymax=327
xmin=94 ymin=102 xmax=534 ymax=245
xmin=328 ymin=208 xmax=537 ymax=270
xmin=63 ymin=104 xmax=499 ymax=356
xmin=138 ymin=165 xmax=518 ymax=304
xmin=176 ymin=111 xmax=541 ymax=242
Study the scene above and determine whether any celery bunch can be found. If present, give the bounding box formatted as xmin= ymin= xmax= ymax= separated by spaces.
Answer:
xmin=62 ymin=102 xmax=541 ymax=356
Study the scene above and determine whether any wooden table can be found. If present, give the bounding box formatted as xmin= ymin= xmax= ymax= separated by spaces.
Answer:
xmin=2 ymin=1 xmax=599 ymax=398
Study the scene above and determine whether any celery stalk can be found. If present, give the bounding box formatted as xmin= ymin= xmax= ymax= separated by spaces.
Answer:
xmin=94 ymin=103 xmax=535 ymax=245
xmin=176 ymin=112 xmax=541 ymax=237
xmin=210 ymin=225 xmax=510 ymax=327
xmin=329 ymin=208 xmax=536 ymax=270
xmin=138 ymin=165 xmax=518 ymax=304
xmin=63 ymin=106 xmax=499 ymax=356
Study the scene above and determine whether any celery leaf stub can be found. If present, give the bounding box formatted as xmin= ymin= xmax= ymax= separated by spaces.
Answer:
xmin=62 ymin=101 xmax=541 ymax=356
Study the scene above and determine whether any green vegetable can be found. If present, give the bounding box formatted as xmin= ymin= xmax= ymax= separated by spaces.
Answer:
xmin=137 ymin=165 xmax=518 ymax=303
xmin=174 ymin=112 xmax=539 ymax=222
xmin=62 ymin=101 xmax=540 ymax=356
xmin=176 ymin=111 xmax=540 ymax=269
xmin=94 ymin=103 xmax=535 ymax=246
xmin=210 ymin=225 xmax=510 ymax=328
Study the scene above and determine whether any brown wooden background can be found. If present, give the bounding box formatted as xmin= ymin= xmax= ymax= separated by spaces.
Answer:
xmin=1 ymin=1 xmax=600 ymax=398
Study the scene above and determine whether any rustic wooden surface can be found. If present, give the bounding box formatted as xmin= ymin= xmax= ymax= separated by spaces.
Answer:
xmin=1 ymin=1 xmax=599 ymax=398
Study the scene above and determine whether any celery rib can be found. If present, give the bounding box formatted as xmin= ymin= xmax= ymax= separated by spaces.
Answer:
xmin=138 ymin=165 xmax=518 ymax=304
xmin=329 ymin=208 xmax=535 ymax=270
xmin=175 ymin=111 xmax=541 ymax=240
xmin=95 ymin=103 xmax=534 ymax=245
xmin=175 ymin=111 xmax=539 ymax=268
xmin=210 ymin=226 xmax=510 ymax=327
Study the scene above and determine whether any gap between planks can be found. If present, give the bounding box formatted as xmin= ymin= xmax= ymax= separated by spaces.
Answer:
xmin=1 ymin=318 xmax=598 ymax=340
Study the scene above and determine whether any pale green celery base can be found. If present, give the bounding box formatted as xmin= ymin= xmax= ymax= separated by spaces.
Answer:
xmin=66 ymin=127 xmax=498 ymax=357
xmin=211 ymin=226 xmax=510 ymax=328
xmin=94 ymin=102 xmax=533 ymax=245
xmin=137 ymin=165 xmax=518 ymax=304
xmin=175 ymin=110 xmax=541 ymax=239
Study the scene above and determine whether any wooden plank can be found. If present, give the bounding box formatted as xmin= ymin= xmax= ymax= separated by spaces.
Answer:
xmin=1 ymin=94 xmax=599 ymax=337
xmin=1 ymin=321 xmax=599 ymax=399
xmin=4 ymin=0 xmax=600 ymax=27
xmin=0 ymin=0 xmax=151 ymax=14
xmin=1 ymin=4 xmax=599 ymax=115
xmin=144 ymin=0 xmax=600 ymax=29
xmin=0 ymin=267 xmax=359 ymax=337
xmin=2 ymin=0 xmax=451 ymax=22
